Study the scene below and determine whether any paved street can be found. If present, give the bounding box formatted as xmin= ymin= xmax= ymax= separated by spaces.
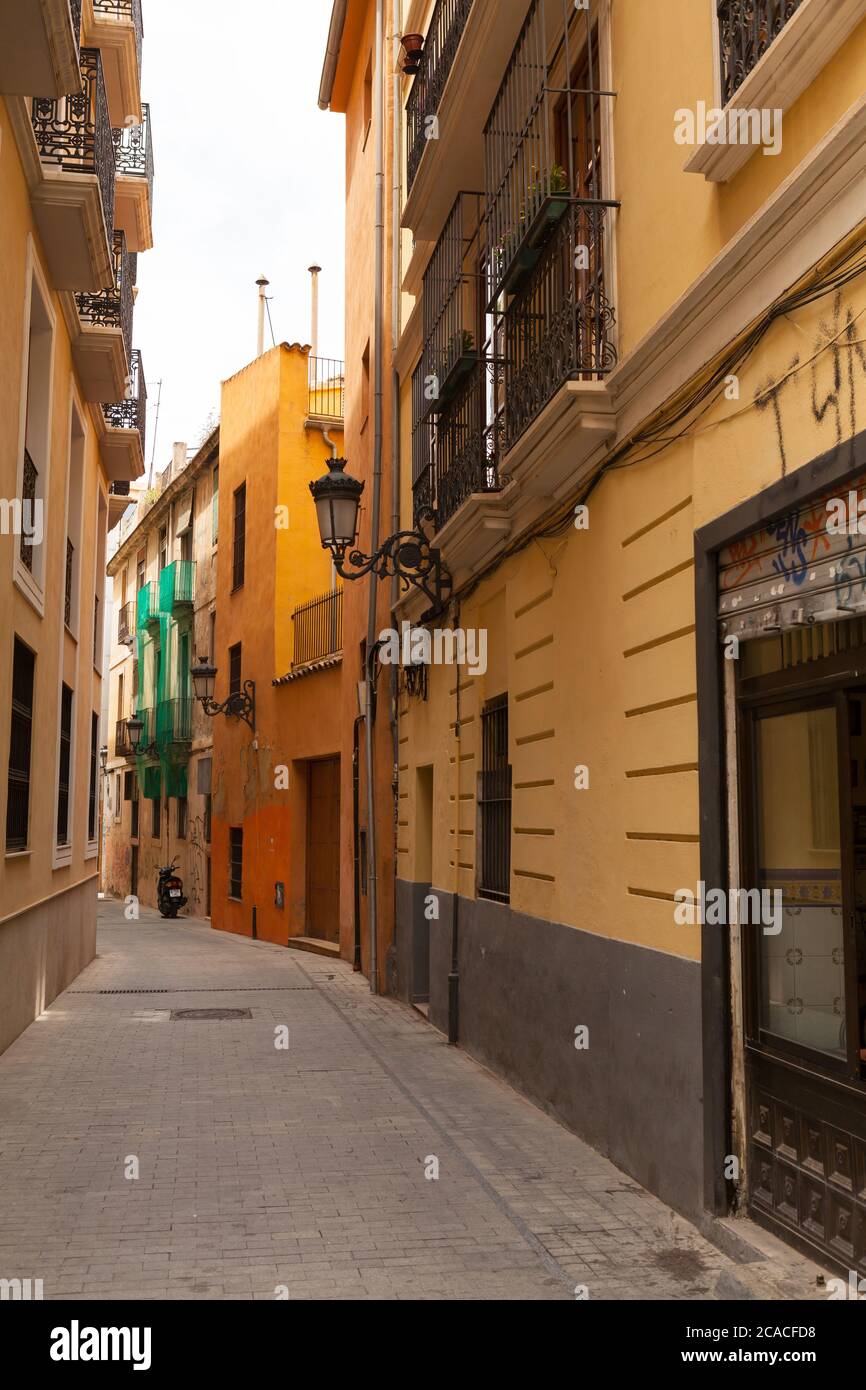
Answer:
xmin=0 ymin=899 xmax=813 ymax=1301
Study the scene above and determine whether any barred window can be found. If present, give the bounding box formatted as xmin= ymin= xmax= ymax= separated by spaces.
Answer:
xmin=229 ymin=826 xmax=243 ymax=899
xmin=479 ymin=694 xmax=512 ymax=904
xmin=6 ymin=639 xmax=36 ymax=851
xmin=57 ymin=684 xmax=73 ymax=846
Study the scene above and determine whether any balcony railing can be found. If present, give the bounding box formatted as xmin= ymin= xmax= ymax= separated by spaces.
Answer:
xmin=504 ymin=200 xmax=616 ymax=449
xmin=406 ymin=0 xmax=474 ymax=194
xmin=137 ymin=580 xmax=159 ymax=629
xmin=159 ymin=560 xmax=195 ymax=613
xmin=308 ymin=357 xmax=345 ymax=420
xmin=75 ymin=230 xmax=133 ymax=364
xmin=112 ymin=100 xmax=153 ymax=203
xmin=718 ymin=1 xmax=804 ymax=104
xmin=117 ymin=600 xmax=134 ymax=645
xmin=115 ymin=718 xmax=134 ymax=757
xmin=71 ymin=0 xmax=82 ymax=40
xmin=420 ymin=192 xmax=485 ymax=419
xmin=413 ymin=356 xmax=503 ymax=531
xmin=104 ymin=348 xmax=146 ymax=449
xmin=31 ymin=47 xmax=115 ymax=244
xmin=134 ymin=706 xmax=154 ymax=748
xmin=93 ymin=0 xmax=143 ymax=73
xmin=156 ymin=698 xmax=193 ymax=746
xmin=292 ymin=588 xmax=343 ymax=668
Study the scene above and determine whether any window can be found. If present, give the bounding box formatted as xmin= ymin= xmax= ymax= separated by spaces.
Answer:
xmin=479 ymin=694 xmax=512 ymax=903
xmin=18 ymin=268 xmax=53 ymax=591
xmin=57 ymin=683 xmax=73 ymax=846
xmin=6 ymin=639 xmax=35 ymax=851
xmin=212 ymin=464 xmax=219 ymax=544
xmin=117 ymin=670 xmax=125 ymax=721
xmin=229 ymin=642 xmax=242 ymax=696
xmin=93 ymin=492 xmax=106 ymax=665
xmin=361 ymin=340 xmax=371 ymax=429
xmin=136 ymin=548 xmax=145 ymax=592
xmin=362 ymin=52 xmax=373 ymax=149
xmin=87 ymin=711 xmax=98 ymax=842
xmin=232 ymin=483 xmax=246 ymax=590
xmin=123 ymin=770 xmax=134 ymax=800
xmin=177 ymin=796 xmax=188 ymax=839
xmin=229 ymin=827 xmax=243 ymax=899
xmin=114 ymin=772 xmax=121 ymax=823
xmin=209 ymin=611 xmax=216 ymax=663
xmin=131 ymin=783 xmax=139 ymax=839
xmin=158 ymin=525 xmax=167 ymax=573
xmin=204 ymin=793 xmax=212 ymax=845
xmin=64 ymin=405 xmax=85 ymax=634
xmin=151 ymin=795 xmax=161 ymax=839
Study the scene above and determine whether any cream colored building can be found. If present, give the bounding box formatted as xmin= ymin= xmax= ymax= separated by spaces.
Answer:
xmin=0 ymin=0 xmax=152 ymax=1054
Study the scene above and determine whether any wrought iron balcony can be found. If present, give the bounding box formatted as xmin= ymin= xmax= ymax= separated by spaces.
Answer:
xmin=406 ymin=0 xmax=474 ymax=194
xmin=503 ymin=200 xmax=616 ymax=449
xmin=159 ymin=560 xmax=195 ymax=613
xmin=292 ymin=588 xmax=343 ymax=669
xmin=115 ymin=717 xmax=135 ymax=758
xmin=31 ymin=46 xmax=115 ymax=245
xmin=412 ymin=356 xmax=503 ymax=532
xmin=71 ymin=0 xmax=82 ymax=37
xmin=485 ymin=0 xmax=614 ymax=305
xmin=75 ymin=230 xmax=134 ymax=364
xmin=113 ymin=100 xmax=153 ymax=200
xmin=420 ymin=192 xmax=485 ymax=420
xmin=156 ymin=698 xmax=193 ymax=746
xmin=117 ymin=599 xmax=134 ymax=646
xmin=137 ymin=580 xmax=159 ymax=630
xmin=718 ymin=1 xmax=804 ymax=104
xmin=104 ymin=348 xmax=146 ymax=448
xmin=93 ymin=0 xmax=143 ymax=73
xmin=308 ymin=357 xmax=345 ymax=420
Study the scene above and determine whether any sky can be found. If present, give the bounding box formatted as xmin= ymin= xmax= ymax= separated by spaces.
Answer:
xmin=133 ymin=0 xmax=346 ymax=479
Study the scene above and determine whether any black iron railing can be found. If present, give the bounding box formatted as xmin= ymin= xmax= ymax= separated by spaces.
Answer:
xmin=20 ymin=448 xmax=37 ymax=573
xmin=32 ymin=48 xmax=115 ymax=244
xmin=479 ymin=693 xmax=511 ymax=903
xmin=413 ymin=358 xmax=503 ymax=531
xmin=93 ymin=0 xmax=143 ymax=73
xmin=406 ymin=0 xmax=474 ymax=193
xmin=420 ymin=192 xmax=485 ymax=419
xmin=308 ymin=357 xmax=345 ymax=419
xmin=292 ymin=588 xmax=343 ymax=668
xmin=65 ymin=539 xmax=73 ymax=626
xmin=718 ymin=1 xmax=804 ymax=103
xmin=104 ymin=348 xmax=146 ymax=449
xmin=115 ymin=717 xmax=135 ymax=757
xmin=157 ymin=698 xmax=193 ymax=745
xmin=113 ymin=101 xmax=153 ymax=204
xmin=75 ymin=230 xmax=134 ymax=366
xmin=70 ymin=0 xmax=82 ymax=40
xmin=504 ymin=200 xmax=616 ymax=449
xmin=117 ymin=599 xmax=134 ymax=645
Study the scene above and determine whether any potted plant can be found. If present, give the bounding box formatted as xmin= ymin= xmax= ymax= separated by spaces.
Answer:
xmin=401 ymin=32 xmax=424 ymax=75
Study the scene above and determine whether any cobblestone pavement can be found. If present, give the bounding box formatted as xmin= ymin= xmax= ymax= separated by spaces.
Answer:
xmin=0 ymin=899 xmax=757 ymax=1301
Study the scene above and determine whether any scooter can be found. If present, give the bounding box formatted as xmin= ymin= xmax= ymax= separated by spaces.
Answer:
xmin=157 ymin=860 xmax=187 ymax=918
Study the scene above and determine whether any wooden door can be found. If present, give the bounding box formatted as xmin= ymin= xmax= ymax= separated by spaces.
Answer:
xmin=306 ymin=758 xmax=341 ymax=942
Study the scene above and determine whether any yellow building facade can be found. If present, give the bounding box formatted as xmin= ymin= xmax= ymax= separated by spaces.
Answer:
xmin=0 ymin=0 xmax=152 ymax=1054
xmin=322 ymin=0 xmax=866 ymax=1270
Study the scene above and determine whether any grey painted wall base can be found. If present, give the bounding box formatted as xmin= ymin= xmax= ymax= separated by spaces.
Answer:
xmin=395 ymin=879 xmax=704 ymax=1221
xmin=0 ymin=877 xmax=96 ymax=1057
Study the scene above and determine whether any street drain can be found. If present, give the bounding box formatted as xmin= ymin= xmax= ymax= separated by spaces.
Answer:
xmin=69 ymin=987 xmax=312 ymax=995
xmin=170 ymin=1008 xmax=252 ymax=1021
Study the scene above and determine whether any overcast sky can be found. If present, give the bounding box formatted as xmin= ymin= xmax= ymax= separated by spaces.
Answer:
xmin=134 ymin=0 xmax=345 ymax=477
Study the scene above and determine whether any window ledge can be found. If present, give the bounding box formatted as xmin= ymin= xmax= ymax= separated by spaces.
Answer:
xmin=53 ymin=845 xmax=73 ymax=870
xmin=5 ymin=849 xmax=32 ymax=861
xmin=684 ymin=0 xmax=865 ymax=183
xmin=84 ymin=841 xmax=98 ymax=861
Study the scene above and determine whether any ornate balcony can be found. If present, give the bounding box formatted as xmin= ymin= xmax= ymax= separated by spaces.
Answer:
xmin=0 ymin=0 xmax=81 ymax=97
xmin=102 ymin=348 xmax=146 ymax=483
xmin=717 ymin=1 xmax=804 ymax=104
xmin=503 ymin=200 xmax=616 ymax=450
xmin=292 ymin=588 xmax=343 ymax=670
xmin=73 ymin=230 xmax=134 ymax=403
xmin=85 ymin=0 xmax=143 ymax=127
xmin=413 ymin=356 xmax=503 ymax=532
xmin=137 ymin=580 xmax=159 ymax=631
xmin=159 ymin=560 xmax=195 ymax=614
xmin=419 ymin=192 xmax=485 ymax=420
xmin=117 ymin=599 xmax=134 ymax=645
xmin=115 ymin=717 xmax=135 ymax=758
xmin=406 ymin=0 xmax=474 ymax=195
xmin=113 ymin=101 xmax=154 ymax=252
xmin=156 ymin=698 xmax=193 ymax=747
xmin=29 ymin=47 xmax=115 ymax=291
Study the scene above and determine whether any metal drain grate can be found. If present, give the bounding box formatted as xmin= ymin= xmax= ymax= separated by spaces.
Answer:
xmin=170 ymin=1008 xmax=252 ymax=1021
xmin=69 ymin=986 xmax=313 ymax=995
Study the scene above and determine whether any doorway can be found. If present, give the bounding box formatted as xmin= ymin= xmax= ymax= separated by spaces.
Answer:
xmin=740 ymin=672 xmax=866 ymax=1272
xmin=306 ymin=757 xmax=340 ymax=943
xmin=130 ymin=843 xmax=138 ymax=899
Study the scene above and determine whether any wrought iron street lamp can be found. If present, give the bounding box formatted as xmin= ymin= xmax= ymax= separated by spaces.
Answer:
xmin=125 ymin=715 xmax=157 ymax=758
xmin=99 ymin=745 xmax=108 ymax=773
xmin=309 ymin=458 xmax=451 ymax=622
xmin=191 ymin=658 xmax=255 ymax=731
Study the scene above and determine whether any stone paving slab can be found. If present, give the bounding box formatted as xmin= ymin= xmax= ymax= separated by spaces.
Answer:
xmin=0 ymin=900 xmax=819 ymax=1301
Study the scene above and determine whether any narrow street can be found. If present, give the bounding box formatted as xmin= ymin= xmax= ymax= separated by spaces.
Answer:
xmin=0 ymin=899 xmax=778 ymax=1303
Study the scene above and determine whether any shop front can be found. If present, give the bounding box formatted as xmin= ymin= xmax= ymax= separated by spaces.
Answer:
xmin=697 ymin=429 xmax=866 ymax=1273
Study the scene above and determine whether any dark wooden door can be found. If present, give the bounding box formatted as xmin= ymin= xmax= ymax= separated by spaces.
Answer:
xmin=130 ymin=843 xmax=138 ymax=898
xmin=306 ymin=758 xmax=340 ymax=943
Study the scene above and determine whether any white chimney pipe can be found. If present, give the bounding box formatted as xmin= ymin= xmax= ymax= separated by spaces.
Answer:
xmin=256 ymin=275 xmax=270 ymax=357
xmin=309 ymin=264 xmax=321 ymax=364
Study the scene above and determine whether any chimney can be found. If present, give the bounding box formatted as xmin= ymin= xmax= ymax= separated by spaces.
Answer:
xmin=308 ymin=264 xmax=322 ymax=363
xmin=256 ymin=274 xmax=270 ymax=357
xmin=172 ymin=442 xmax=188 ymax=480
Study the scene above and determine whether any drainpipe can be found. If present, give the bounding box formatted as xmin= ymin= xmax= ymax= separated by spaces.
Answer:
xmin=364 ymin=0 xmax=386 ymax=994
xmin=390 ymin=0 xmax=402 ymax=987
xmin=352 ymin=715 xmax=364 ymax=971
xmin=309 ymin=264 xmax=321 ymax=361
xmin=448 ymin=600 xmax=461 ymax=1044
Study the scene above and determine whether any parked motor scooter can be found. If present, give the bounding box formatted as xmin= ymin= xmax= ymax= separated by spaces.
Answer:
xmin=157 ymin=860 xmax=187 ymax=918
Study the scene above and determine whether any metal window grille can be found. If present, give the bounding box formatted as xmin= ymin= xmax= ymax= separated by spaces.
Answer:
xmin=308 ymin=357 xmax=345 ymax=419
xmin=229 ymin=827 xmax=243 ymax=899
xmin=20 ymin=448 xmax=37 ymax=571
xmin=57 ymin=685 xmax=73 ymax=845
xmin=717 ymin=1 xmax=804 ymax=104
xmin=87 ymin=711 xmax=98 ymax=841
xmin=292 ymin=588 xmax=343 ymax=667
xmin=406 ymin=0 xmax=474 ymax=193
xmin=6 ymin=640 xmax=35 ymax=851
xmin=479 ymin=693 xmax=511 ymax=903
xmin=232 ymin=483 xmax=245 ymax=589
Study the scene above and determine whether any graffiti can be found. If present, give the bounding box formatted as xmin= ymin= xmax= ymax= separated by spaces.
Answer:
xmin=835 ymin=544 xmax=866 ymax=610
xmin=754 ymin=353 xmax=799 ymax=475
xmin=186 ymin=812 xmax=208 ymax=914
xmin=720 ymin=534 xmax=762 ymax=590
